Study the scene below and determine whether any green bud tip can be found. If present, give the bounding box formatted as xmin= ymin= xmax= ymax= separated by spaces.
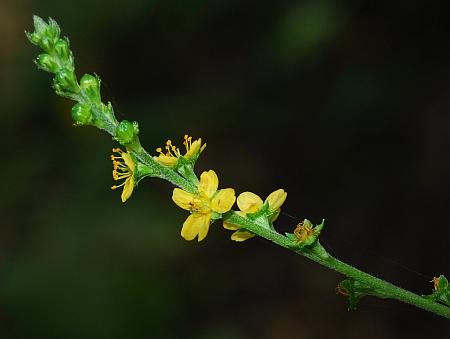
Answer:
xmin=37 ymin=53 xmax=59 ymax=73
xmin=71 ymin=103 xmax=92 ymax=126
xmin=116 ymin=120 xmax=138 ymax=144
xmin=80 ymin=74 xmax=101 ymax=103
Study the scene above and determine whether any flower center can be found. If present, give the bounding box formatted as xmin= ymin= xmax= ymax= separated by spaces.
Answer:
xmin=110 ymin=148 xmax=133 ymax=190
xmin=189 ymin=194 xmax=211 ymax=214
xmin=293 ymin=222 xmax=315 ymax=241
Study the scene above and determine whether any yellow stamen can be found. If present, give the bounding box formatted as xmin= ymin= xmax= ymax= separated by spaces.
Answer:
xmin=110 ymin=147 xmax=135 ymax=202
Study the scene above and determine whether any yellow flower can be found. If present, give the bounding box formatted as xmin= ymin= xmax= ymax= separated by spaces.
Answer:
xmin=110 ymin=148 xmax=136 ymax=202
xmin=223 ymin=189 xmax=287 ymax=242
xmin=172 ymin=170 xmax=236 ymax=241
xmin=155 ymin=135 xmax=205 ymax=167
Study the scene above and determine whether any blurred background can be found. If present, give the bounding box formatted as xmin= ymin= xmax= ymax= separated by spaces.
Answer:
xmin=1 ymin=0 xmax=449 ymax=338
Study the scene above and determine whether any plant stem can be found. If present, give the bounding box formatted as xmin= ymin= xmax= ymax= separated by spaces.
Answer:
xmin=225 ymin=212 xmax=450 ymax=319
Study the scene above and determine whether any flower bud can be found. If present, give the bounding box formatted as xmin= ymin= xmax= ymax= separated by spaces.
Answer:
xmin=55 ymin=68 xmax=79 ymax=93
xmin=37 ymin=53 xmax=59 ymax=73
xmin=54 ymin=39 xmax=70 ymax=60
xmin=80 ymin=74 xmax=100 ymax=103
xmin=115 ymin=120 xmax=139 ymax=144
xmin=71 ymin=103 xmax=92 ymax=126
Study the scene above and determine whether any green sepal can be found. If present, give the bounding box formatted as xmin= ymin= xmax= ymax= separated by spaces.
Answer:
xmin=286 ymin=219 xmax=325 ymax=250
xmin=134 ymin=160 xmax=157 ymax=185
xmin=80 ymin=74 xmax=101 ymax=103
xmin=337 ymin=278 xmax=388 ymax=311
xmin=245 ymin=201 xmax=270 ymax=220
xmin=210 ymin=211 xmax=222 ymax=221
xmin=71 ymin=103 xmax=92 ymax=126
xmin=176 ymin=163 xmax=199 ymax=184
xmin=424 ymin=275 xmax=450 ymax=306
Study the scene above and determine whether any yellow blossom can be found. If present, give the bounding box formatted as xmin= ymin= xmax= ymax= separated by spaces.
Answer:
xmin=110 ymin=148 xmax=136 ymax=202
xmin=154 ymin=135 xmax=205 ymax=167
xmin=172 ymin=170 xmax=235 ymax=241
xmin=223 ymin=189 xmax=287 ymax=242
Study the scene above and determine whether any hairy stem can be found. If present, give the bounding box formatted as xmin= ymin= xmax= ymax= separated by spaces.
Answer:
xmin=225 ymin=212 xmax=450 ymax=319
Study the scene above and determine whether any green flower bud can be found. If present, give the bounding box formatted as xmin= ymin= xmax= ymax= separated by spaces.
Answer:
xmin=54 ymin=39 xmax=70 ymax=60
xmin=71 ymin=103 xmax=92 ymax=126
xmin=115 ymin=120 xmax=138 ymax=144
xmin=55 ymin=68 xmax=79 ymax=93
xmin=37 ymin=53 xmax=59 ymax=73
xmin=80 ymin=74 xmax=100 ymax=103
xmin=28 ymin=16 xmax=60 ymax=52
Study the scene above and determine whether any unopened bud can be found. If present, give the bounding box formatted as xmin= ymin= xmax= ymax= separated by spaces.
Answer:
xmin=55 ymin=68 xmax=79 ymax=93
xmin=71 ymin=103 xmax=92 ymax=126
xmin=116 ymin=120 xmax=139 ymax=145
xmin=80 ymin=74 xmax=101 ymax=103
xmin=37 ymin=53 xmax=59 ymax=73
xmin=54 ymin=39 xmax=70 ymax=60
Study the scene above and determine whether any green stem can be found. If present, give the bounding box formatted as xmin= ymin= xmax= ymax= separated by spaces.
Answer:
xmin=132 ymin=148 xmax=198 ymax=194
xmin=225 ymin=212 xmax=450 ymax=319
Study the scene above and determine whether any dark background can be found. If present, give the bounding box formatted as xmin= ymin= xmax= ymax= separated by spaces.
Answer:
xmin=1 ymin=0 xmax=449 ymax=338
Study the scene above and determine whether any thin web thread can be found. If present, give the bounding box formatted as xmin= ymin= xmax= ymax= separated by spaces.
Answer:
xmin=281 ymin=211 xmax=430 ymax=279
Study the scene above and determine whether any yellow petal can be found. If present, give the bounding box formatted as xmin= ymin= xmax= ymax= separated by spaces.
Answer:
xmin=199 ymin=170 xmax=218 ymax=198
xmin=231 ymin=230 xmax=255 ymax=242
xmin=180 ymin=213 xmax=211 ymax=241
xmin=223 ymin=221 xmax=239 ymax=230
xmin=211 ymin=188 xmax=236 ymax=213
xmin=196 ymin=213 xmax=211 ymax=242
xmin=122 ymin=152 xmax=136 ymax=172
xmin=185 ymin=138 xmax=202 ymax=159
xmin=172 ymin=188 xmax=196 ymax=210
xmin=155 ymin=154 xmax=178 ymax=167
xmin=121 ymin=177 xmax=134 ymax=202
xmin=237 ymin=192 xmax=263 ymax=213
xmin=266 ymin=189 xmax=287 ymax=211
